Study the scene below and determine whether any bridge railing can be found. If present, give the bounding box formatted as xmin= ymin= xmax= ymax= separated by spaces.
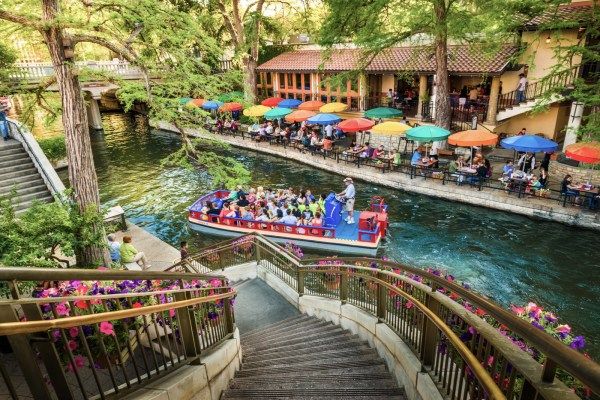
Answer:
xmin=9 ymin=60 xmax=143 ymax=80
xmin=0 ymin=268 xmax=235 ymax=400
xmin=178 ymin=233 xmax=600 ymax=400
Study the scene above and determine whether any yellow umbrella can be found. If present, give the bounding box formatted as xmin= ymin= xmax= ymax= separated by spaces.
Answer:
xmin=319 ymin=102 xmax=348 ymax=113
xmin=243 ymin=105 xmax=271 ymax=117
xmin=370 ymin=122 xmax=410 ymax=135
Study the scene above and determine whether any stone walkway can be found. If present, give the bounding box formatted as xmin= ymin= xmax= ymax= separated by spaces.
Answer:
xmin=156 ymin=122 xmax=600 ymax=231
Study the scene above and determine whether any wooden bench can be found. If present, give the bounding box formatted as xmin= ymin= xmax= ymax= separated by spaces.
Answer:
xmin=104 ymin=205 xmax=127 ymax=231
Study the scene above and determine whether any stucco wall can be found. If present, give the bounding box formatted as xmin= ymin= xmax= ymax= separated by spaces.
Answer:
xmin=520 ymin=30 xmax=582 ymax=80
xmin=494 ymin=102 xmax=571 ymax=140
xmin=381 ymin=74 xmax=396 ymax=93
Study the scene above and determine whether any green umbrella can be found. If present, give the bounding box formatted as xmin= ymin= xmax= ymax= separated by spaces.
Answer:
xmin=218 ymin=91 xmax=245 ymax=102
xmin=364 ymin=107 xmax=403 ymax=119
xmin=179 ymin=97 xmax=193 ymax=105
xmin=264 ymin=107 xmax=293 ymax=120
xmin=406 ymin=125 xmax=451 ymax=142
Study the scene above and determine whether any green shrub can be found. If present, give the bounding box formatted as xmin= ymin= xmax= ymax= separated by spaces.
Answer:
xmin=38 ymin=135 xmax=67 ymax=162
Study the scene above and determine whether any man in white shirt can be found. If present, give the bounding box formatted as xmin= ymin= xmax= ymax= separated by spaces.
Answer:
xmin=279 ymin=209 xmax=298 ymax=225
xmin=325 ymin=124 xmax=333 ymax=138
xmin=516 ymin=73 xmax=527 ymax=104
xmin=337 ymin=177 xmax=356 ymax=224
xmin=386 ymin=88 xmax=393 ymax=106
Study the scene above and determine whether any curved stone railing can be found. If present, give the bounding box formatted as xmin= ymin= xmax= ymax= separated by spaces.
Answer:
xmin=180 ymin=233 xmax=600 ymax=400
xmin=0 ymin=268 xmax=238 ymax=400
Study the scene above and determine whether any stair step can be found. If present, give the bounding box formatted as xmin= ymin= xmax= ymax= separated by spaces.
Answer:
xmin=0 ymin=147 xmax=26 ymax=156
xmin=222 ymin=388 xmax=406 ymax=398
xmin=237 ymin=357 xmax=385 ymax=377
xmin=0 ymin=176 xmax=46 ymax=193
xmin=244 ymin=334 xmax=364 ymax=357
xmin=0 ymin=184 xmax=48 ymax=198
xmin=13 ymin=196 xmax=53 ymax=213
xmin=231 ymin=372 xmax=394 ymax=384
xmin=241 ymin=315 xmax=313 ymax=340
xmin=243 ymin=320 xmax=336 ymax=347
xmin=7 ymin=191 xmax=52 ymax=205
xmin=0 ymin=162 xmax=37 ymax=174
xmin=242 ymin=347 xmax=378 ymax=369
xmin=1 ymin=167 xmax=38 ymax=181
xmin=243 ymin=342 xmax=372 ymax=362
xmin=0 ymin=153 xmax=30 ymax=164
xmin=244 ymin=328 xmax=351 ymax=354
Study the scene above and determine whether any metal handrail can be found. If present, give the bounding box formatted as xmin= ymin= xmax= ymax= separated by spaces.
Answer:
xmin=6 ymin=120 xmax=63 ymax=199
xmin=301 ymin=257 xmax=600 ymax=396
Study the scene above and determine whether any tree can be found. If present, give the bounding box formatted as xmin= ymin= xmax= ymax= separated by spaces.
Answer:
xmin=319 ymin=0 xmax=549 ymax=129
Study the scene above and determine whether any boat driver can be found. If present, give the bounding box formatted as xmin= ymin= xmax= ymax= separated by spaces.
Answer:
xmin=337 ymin=177 xmax=356 ymax=224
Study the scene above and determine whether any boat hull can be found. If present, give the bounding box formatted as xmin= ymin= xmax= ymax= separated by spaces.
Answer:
xmin=188 ymin=217 xmax=380 ymax=256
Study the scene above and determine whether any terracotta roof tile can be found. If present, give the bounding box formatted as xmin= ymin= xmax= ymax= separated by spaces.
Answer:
xmin=256 ymin=45 xmax=519 ymax=75
xmin=525 ymin=2 xmax=594 ymax=28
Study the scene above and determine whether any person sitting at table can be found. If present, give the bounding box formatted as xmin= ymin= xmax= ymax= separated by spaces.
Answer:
xmin=518 ymin=152 xmax=535 ymax=173
xmin=334 ymin=124 xmax=344 ymax=139
xmin=430 ymin=156 xmax=439 ymax=169
xmin=309 ymin=132 xmax=319 ymax=151
xmin=391 ymin=151 xmax=401 ymax=167
xmin=456 ymin=155 xmax=466 ymax=169
xmin=230 ymin=119 xmax=239 ymax=134
xmin=321 ymin=136 xmax=334 ymax=152
xmin=360 ymin=142 xmax=373 ymax=158
xmin=459 ymin=86 xmax=468 ymax=108
xmin=502 ymin=160 xmax=514 ymax=177
xmin=539 ymin=168 xmax=548 ymax=188
xmin=561 ymin=174 xmax=580 ymax=204
xmin=410 ymin=149 xmax=422 ymax=166
xmin=448 ymin=159 xmax=458 ymax=173
xmin=372 ymin=144 xmax=385 ymax=159
xmin=469 ymin=162 xmax=488 ymax=186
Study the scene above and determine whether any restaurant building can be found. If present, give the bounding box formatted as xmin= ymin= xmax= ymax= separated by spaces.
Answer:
xmin=255 ymin=0 xmax=597 ymax=148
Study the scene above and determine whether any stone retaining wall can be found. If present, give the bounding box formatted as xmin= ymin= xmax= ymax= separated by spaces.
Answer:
xmin=154 ymin=121 xmax=600 ymax=231
xmin=550 ymin=160 xmax=600 ymax=184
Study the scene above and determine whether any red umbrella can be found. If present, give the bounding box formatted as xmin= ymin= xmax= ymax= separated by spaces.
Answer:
xmin=261 ymin=97 xmax=284 ymax=107
xmin=219 ymin=102 xmax=243 ymax=112
xmin=565 ymin=141 xmax=600 ymax=164
xmin=189 ymin=98 xmax=205 ymax=107
xmin=338 ymin=118 xmax=375 ymax=133
xmin=298 ymin=100 xmax=325 ymax=111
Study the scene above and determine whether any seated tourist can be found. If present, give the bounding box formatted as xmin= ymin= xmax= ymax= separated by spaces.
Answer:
xmin=219 ymin=202 xmax=231 ymax=218
xmin=392 ymin=151 xmax=401 ymax=167
xmin=297 ymin=215 xmax=309 ymax=226
xmin=120 ymin=236 xmax=150 ymax=270
xmin=279 ymin=209 xmax=298 ymax=225
xmin=410 ymin=150 xmax=422 ymax=166
xmin=502 ymin=160 xmax=514 ymax=177
xmin=237 ymin=194 xmax=250 ymax=207
xmin=448 ymin=159 xmax=458 ymax=173
xmin=255 ymin=208 xmax=270 ymax=222
xmin=360 ymin=142 xmax=373 ymax=158
xmin=305 ymin=190 xmax=315 ymax=203
xmin=372 ymin=145 xmax=385 ymax=159
xmin=321 ymin=136 xmax=334 ymax=152
xmin=246 ymin=188 xmax=257 ymax=203
xmin=226 ymin=185 xmax=243 ymax=201
xmin=539 ymin=168 xmax=548 ymax=188
xmin=200 ymin=201 xmax=211 ymax=214
xmin=310 ymin=212 xmax=323 ymax=227
xmin=308 ymin=198 xmax=319 ymax=215
xmin=240 ymin=207 xmax=253 ymax=220
xmin=456 ymin=155 xmax=466 ymax=169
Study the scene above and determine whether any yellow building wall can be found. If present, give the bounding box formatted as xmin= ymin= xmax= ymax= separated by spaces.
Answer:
xmin=499 ymin=70 xmax=522 ymax=95
xmin=381 ymin=74 xmax=395 ymax=93
xmin=520 ymin=30 xmax=582 ymax=80
xmin=495 ymin=103 xmax=571 ymax=140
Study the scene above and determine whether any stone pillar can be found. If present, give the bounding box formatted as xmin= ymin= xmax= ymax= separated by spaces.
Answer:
xmin=273 ymin=73 xmax=279 ymax=95
xmin=563 ymin=101 xmax=584 ymax=151
xmin=86 ymin=95 xmax=103 ymax=130
xmin=485 ymin=76 xmax=501 ymax=125
xmin=312 ymin=73 xmax=319 ymax=101
xmin=416 ymin=74 xmax=428 ymax=120
xmin=430 ymin=75 xmax=437 ymax=120
xmin=358 ymin=73 xmax=367 ymax=111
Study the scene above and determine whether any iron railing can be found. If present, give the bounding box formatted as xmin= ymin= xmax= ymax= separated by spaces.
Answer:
xmin=179 ymin=234 xmax=600 ymax=400
xmin=498 ymin=65 xmax=581 ymax=112
xmin=0 ymin=268 xmax=235 ymax=399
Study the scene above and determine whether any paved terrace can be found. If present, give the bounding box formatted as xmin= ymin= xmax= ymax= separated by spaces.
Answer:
xmin=156 ymin=121 xmax=600 ymax=231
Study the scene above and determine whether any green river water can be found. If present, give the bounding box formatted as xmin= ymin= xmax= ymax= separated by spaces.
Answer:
xmin=79 ymin=113 xmax=600 ymax=356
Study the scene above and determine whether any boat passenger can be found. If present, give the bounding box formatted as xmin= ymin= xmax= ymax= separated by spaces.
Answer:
xmin=226 ymin=186 xmax=243 ymax=201
xmin=305 ymin=190 xmax=315 ymax=203
xmin=255 ymin=208 xmax=270 ymax=222
xmin=219 ymin=202 xmax=231 ymax=219
xmin=256 ymin=186 xmax=265 ymax=199
xmin=279 ymin=209 xmax=298 ymax=225
xmin=225 ymin=205 xmax=238 ymax=218
xmin=240 ymin=207 xmax=253 ymax=220
xmin=246 ymin=188 xmax=256 ymax=203
xmin=237 ymin=194 xmax=250 ymax=207
xmin=308 ymin=198 xmax=319 ymax=214
xmin=297 ymin=215 xmax=309 ymax=226
xmin=311 ymin=212 xmax=323 ymax=227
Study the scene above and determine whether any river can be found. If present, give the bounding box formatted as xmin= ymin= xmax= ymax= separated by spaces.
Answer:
xmin=72 ymin=113 xmax=600 ymax=356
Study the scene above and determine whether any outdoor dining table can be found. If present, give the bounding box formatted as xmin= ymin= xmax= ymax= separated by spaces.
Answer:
xmin=509 ymin=175 xmax=532 ymax=198
xmin=410 ymin=159 xmax=437 ymax=179
xmin=375 ymin=154 xmax=395 ymax=173
xmin=570 ymin=185 xmax=599 ymax=208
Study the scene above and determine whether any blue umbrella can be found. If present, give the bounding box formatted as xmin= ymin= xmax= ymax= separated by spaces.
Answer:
xmin=202 ymin=101 xmax=223 ymax=110
xmin=278 ymin=98 xmax=302 ymax=108
xmin=500 ymin=135 xmax=558 ymax=153
xmin=306 ymin=113 xmax=341 ymax=125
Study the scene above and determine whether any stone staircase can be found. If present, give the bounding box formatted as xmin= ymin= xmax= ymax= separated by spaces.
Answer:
xmin=222 ymin=315 xmax=406 ymax=399
xmin=0 ymin=139 xmax=53 ymax=212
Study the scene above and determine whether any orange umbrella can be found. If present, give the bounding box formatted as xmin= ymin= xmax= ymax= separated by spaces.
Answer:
xmin=285 ymin=110 xmax=316 ymax=123
xmin=261 ymin=97 xmax=284 ymax=107
xmin=565 ymin=141 xmax=600 ymax=164
xmin=189 ymin=98 xmax=205 ymax=107
xmin=338 ymin=118 xmax=375 ymax=133
xmin=448 ymin=130 xmax=498 ymax=147
xmin=219 ymin=102 xmax=243 ymax=112
xmin=298 ymin=100 xmax=325 ymax=111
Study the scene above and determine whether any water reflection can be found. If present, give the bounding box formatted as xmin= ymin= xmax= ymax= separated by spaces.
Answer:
xmin=88 ymin=113 xmax=600 ymax=356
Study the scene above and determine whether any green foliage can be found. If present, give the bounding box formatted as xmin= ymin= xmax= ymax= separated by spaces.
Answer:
xmin=0 ymin=42 xmax=17 ymax=96
xmin=38 ymin=135 xmax=66 ymax=162
xmin=0 ymin=195 xmax=106 ymax=268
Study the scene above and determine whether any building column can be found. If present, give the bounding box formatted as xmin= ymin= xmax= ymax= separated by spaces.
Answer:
xmin=273 ymin=73 xmax=279 ymax=95
xmin=430 ymin=75 xmax=437 ymax=120
xmin=312 ymin=73 xmax=319 ymax=101
xmin=415 ymin=74 xmax=428 ymax=120
xmin=563 ymin=101 xmax=584 ymax=151
xmin=85 ymin=93 xmax=103 ymax=130
xmin=485 ymin=76 xmax=501 ymax=125
xmin=358 ymin=73 xmax=367 ymax=111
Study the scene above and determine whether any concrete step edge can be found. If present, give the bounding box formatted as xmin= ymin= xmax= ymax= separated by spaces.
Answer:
xmin=243 ymin=322 xmax=340 ymax=346
xmin=241 ymin=315 xmax=314 ymax=339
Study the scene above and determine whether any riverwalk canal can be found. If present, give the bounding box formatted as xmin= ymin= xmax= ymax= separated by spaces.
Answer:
xmin=84 ymin=113 xmax=600 ymax=356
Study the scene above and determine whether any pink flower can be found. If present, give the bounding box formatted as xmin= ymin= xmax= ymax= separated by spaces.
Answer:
xmin=69 ymin=327 xmax=79 ymax=338
xmin=525 ymin=302 xmax=540 ymax=313
xmin=405 ymin=300 xmax=414 ymax=309
xmin=556 ymin=324 xmax=571 ymax=334
xmin=486 ymin=355 xmax=494 ymax=367
xmin=75 ymin=284 xmax=89 ymax=295
xmin=99 ymin=321 xmax=115 ymax=336
xmin=74 ymin=300 xmax=88 ymax=310
xmin=55 ymin=303 xmax=70 ymax=317
xmin=510 ymin=305 xmax=525 ymax=315
xmin=169 ymin=309 xmax=176 ymax=318
xmin=210 ymin=279 xmax=222 ymax=288
xmin=52 ymin=329 xmax=61 ymax=341
xmin=67 ymin=355 xmax=86 ymax=372
xmin=132 ymin=302 xmax=143 ymax=309
xmin=68 ymin=340 xmax=78 ymax=351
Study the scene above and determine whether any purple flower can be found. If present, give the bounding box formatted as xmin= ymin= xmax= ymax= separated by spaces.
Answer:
xmin=460 ymin=331 xmax=472 ymax=342
xmin=531 ymin=321 xmax=544 ymax=330
xmin=570 ymin=336 xmax=586 ymax=351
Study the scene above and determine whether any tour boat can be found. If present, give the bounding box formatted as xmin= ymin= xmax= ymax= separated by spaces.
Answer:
xmin=188 ymin=190 xmax=389 ymax=255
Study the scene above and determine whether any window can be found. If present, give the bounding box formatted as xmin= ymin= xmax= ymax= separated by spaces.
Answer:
xmin=351 ymin=98 xmax=359 ymax=110
xmin=266 ymin=73 xmax=272 ymax=85
xmin=320 ymin=74 xmax=327 ymax=91
xmin=304 ymin=73 xmax=311 ymax=90
xmin=295 ymin=73 xmax=302 ymax=89
xmin=287 ymin=74 xmax=293 ymax=88
xmin=279 ymin=73 xmax=285 ymax=89
xmin=350 ymin=78 xmax=359 ymax=93
xmin=257 ymin=74 xmax=263 ymax=85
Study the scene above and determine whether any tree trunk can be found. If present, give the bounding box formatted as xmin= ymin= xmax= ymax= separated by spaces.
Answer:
xmin=41 ymin=0 xmax=107 ymax=267
xmin=434 ymin=0 xmax=451 ymax=130
xmin=243 ymin=55 xmax=257 ymax=103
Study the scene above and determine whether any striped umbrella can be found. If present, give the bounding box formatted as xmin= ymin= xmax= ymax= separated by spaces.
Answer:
xmin=285 ymin=110 xmax=316 ymax=123
xmin=298 ymin=101 xmax=325 ymax=111
xmin=320 ymin=102 xmax=348 ymax=113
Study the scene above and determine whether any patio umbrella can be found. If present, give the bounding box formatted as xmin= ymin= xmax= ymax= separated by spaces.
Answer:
xmin=278 ymin=98 xmax=303 ymax=108
xmin=564 ymin=141 xmax=600 ymax=164
xmin=219 ymin=102 xmax=243 ymax=112
xmin=338 ymin=118 xmax=375 ymax=133
xmin=364 ymin=107 xmax=403 ymax=119
xmin=243 ymin=105 xmax=271 ymax=117
xmin=448 ymin=130 xmax=498 ymax=147
xmin=406 ymin=126 xmax=451 ymax=142
xmin=500 ymin=135 xmax=558 ymax=153
xmin=371 ymin=122 xmax=410 ymax=136
xmin=320 ymin=102 xmax=348 ymax=113
xmin=264 ymin=107 xmax=293 ymax=120
xmin=298 ymin=100 xmax=325 ymax=111
xmin=202 ymin=101 xmax=223 ymax=110
xmin=285 ymin=110 xmax=316 ymax=123
xmin=307 ymin=113 xmax=341 ymax=125
xmin=179 ymin=97 xmax=193 ymax=105
xmin=189 ymin=98 xmax=205 ymax=107
xmin=218 ymin=91 xmax=244 ymax=102
xmin=261 ymin=97 xmax=284 ymax=107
